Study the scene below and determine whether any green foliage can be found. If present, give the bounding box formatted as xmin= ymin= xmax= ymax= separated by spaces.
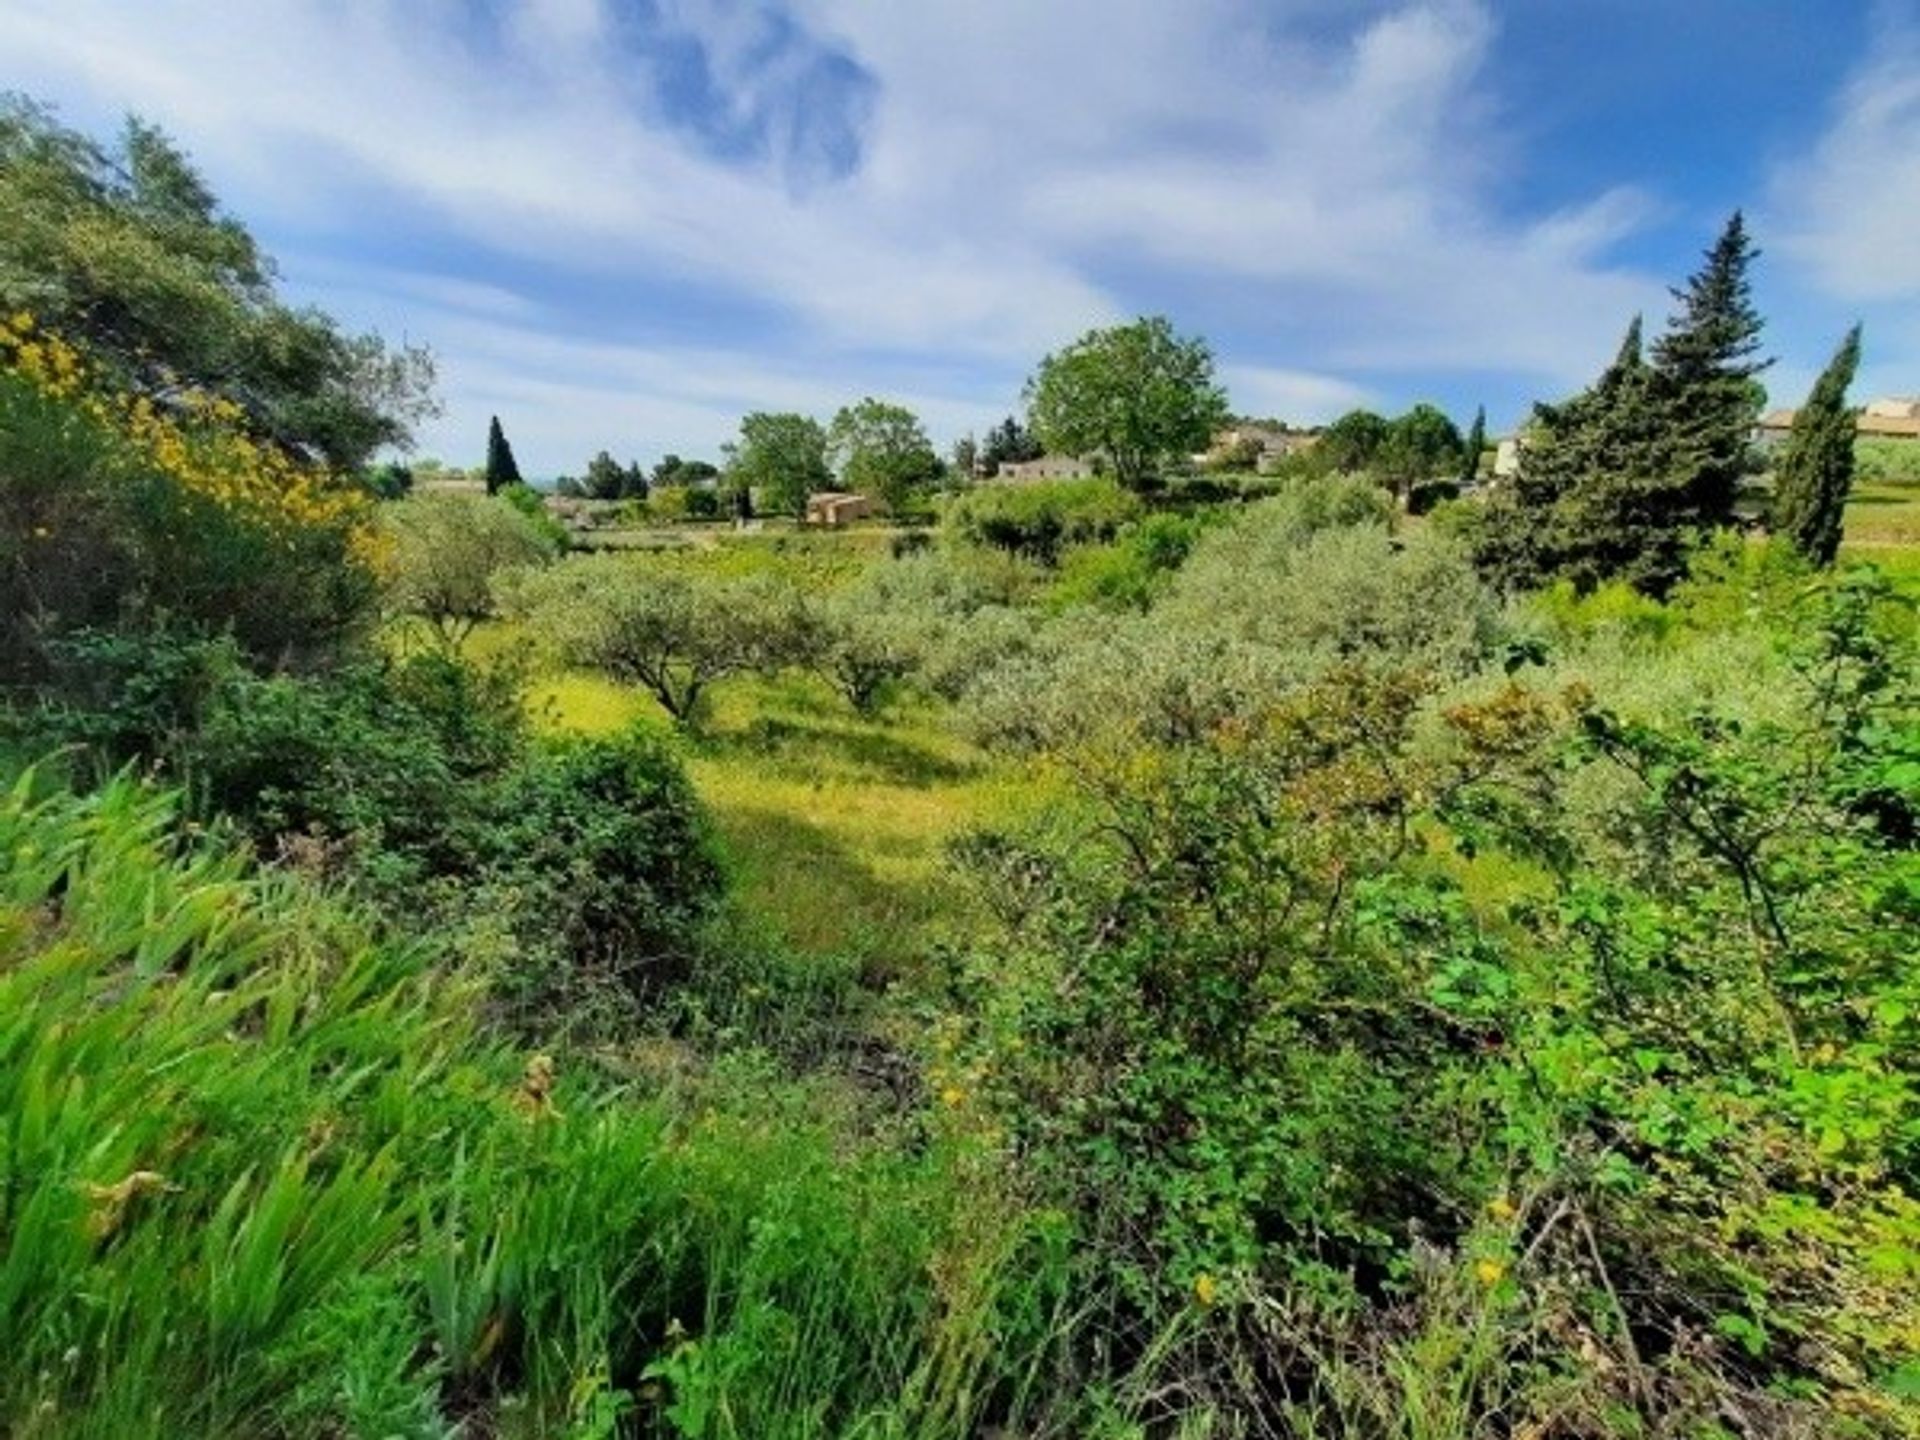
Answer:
xmin=978 ymin=414 xmax=1043 ymax=473
xmin=0 ymin=98 xmax=436 ymax=469
xmin=0 ymin=327 xmax=379 ymax=685
xmin=1460 ymin=404 xmax=1488 ymax=485
xmin=726 ymin=412 xmax=831 ymax=518
xmin=946 ymin=476 xmax=1143 ymax=564
xmin=384 ymin=490 xmax=560 ymax=647
xmin=580 ymin=448 xmax=648 ymax=500
xmin=1649 ymin=209 xmax=1770 ymax=530
xmin=0 ymin=770 xmax=1053 ymax=1438
xmin=1377 ymin=402 xmax=1465 ymax=505
xmin=483 ymin=414 xmax=523 ymax=494
xmin=652 ymin=453 xmax=722 ymax=489
xmin=1772 ymin=324 xmax=1863 ymax=567
xmin=1317 ymin=408 xmax=1391 ymax=473
xmin=948 ymin=567 xmax=1920 ymax=1431
xmin=827 ymin=397 xmax=943 ymax=511
xmin=1479 ymin=215 xmax=1771 ymax=597
xmin=1048 ymin=513 xmax=1208 ymax=613
xmin=1024 ymin=316 xmax=1229 ymax=493
xmin=523 ymin=555 xmax=816 ymax=726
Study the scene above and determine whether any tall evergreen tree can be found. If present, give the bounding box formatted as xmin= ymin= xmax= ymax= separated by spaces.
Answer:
xmin=1460 ymin=405 xmax=1486 ymax=485
xmin=1650 ymin=211 xmax=1769 ymax=530
xmin=484 ymin=415 xmax=523 ymax=495
xmin=1770 ymin=325 xmax=1862 ymax=568
xmin=1478 ymin=315 xmax=1684 ymax=593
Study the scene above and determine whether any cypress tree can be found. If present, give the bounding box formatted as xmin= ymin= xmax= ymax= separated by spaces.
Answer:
xmin=484 ymin=415 xmax=523 ymax=495
xmin=1460 ymin=405 xmax=1486 ymax=485
xmin=1650 ymin=211 xmax=1769 ymax=531
xmin=1770 ymin=325 xmax=1862 ymax=568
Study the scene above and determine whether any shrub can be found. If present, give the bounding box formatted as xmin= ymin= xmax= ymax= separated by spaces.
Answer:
xmin=0 ymin=314 xmax=380 ymax=683
xmin=480 ymin=725 xmax=724 ymax=1025
xmin=947 ymin=477 xmax=1142 ymax=564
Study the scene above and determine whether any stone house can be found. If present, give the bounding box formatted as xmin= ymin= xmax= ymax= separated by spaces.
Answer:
xmin=804 ymin=491 xmax=877 ymax=526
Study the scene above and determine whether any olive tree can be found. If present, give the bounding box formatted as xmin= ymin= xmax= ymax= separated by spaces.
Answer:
xmin=525 ymin=556 xmax=814 ymax=726
xmin=1023 ymin=316 xmax=1228 ymax=493
xmin=385 ymin=491 xmax=558 ymax=647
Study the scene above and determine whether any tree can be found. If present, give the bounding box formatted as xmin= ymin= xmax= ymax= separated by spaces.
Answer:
xmin=1650 ymin=210 xmax=1769 ymax=530
xmin=365 ymin=461 xmax=413 ymax=500
xmin=1377 ymin=403 xmax=1463 ymax=506
xmin=1478 ymin=314 xmax=1690 ymax=595
xmin=950 ymin=434 xmax=980 ymax=486
xmin=581 ymin=450 xmax=645 ymax=501
xmin=1460 ymin=405 xmax=1487 ymax=485
xmin=528 ymin=560 xmax=813 ymax=726
xmin=484 ymin=416 xmax=523 ymax=495
xmin=827 ymin=398 xmax=943 ymax=511
xmin=1024 ymin=317 xmax=1228 ymax=492
xmin=725 ymin=412 xmax=830 ymax=517
xmin=979 ymin=416 xmax=1042 ymax=473
xmin=813 ymin=584 xmax=924 ymax=714
xmin=384 ymin=492 xmax=558 ymax=647
xmin=0 ymin=99 xmax=437 ymax=470
xmin=1770 ymin=325 xmax=1862 ymax=568
xmin=1317 ymin=409 xmax=1392 ymax=474
xmin=651 ymin=454 xmax=720 ymax=489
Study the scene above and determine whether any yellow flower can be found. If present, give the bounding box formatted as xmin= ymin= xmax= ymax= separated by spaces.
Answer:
xmin=1193 ymin=1274 xmax=1219 ymax=1307
xmin=939 ymin=1085 xmax=967 ymax=1108
xmin=1487 ymin=1195 xmax=1516 ymax=1222
xmin=1474 ymin=1258 xmax=1507 ymax=1287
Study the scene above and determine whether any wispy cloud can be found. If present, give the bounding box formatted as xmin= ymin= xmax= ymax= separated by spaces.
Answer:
xmin=1 ymin=0 xmax=1682 ymax=467
xmin=1766 ymin=7 xmax=1920 ymax=404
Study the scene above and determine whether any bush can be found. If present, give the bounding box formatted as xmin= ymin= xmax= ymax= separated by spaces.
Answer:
xmin=1048 ymin=512 xmax=1208 ymax=613
xmin=0 ymin=316 xmax=381 ymax=683
xmin=946 ymin=477 xmax=1142 ymax=564
xmin=480 ymin=726 xmax=724 ymax=1026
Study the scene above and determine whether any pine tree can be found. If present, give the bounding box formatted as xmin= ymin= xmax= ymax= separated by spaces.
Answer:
xmin=1459 ymin=405 xmax=1487 ymax=485
xmin=1770 ymin=325 xmax=1861 ymax=568
xmin=484 ymin=415 xmax=523 ymax=495
xmin=1650 ymin=211 xmax=1769 ymax=531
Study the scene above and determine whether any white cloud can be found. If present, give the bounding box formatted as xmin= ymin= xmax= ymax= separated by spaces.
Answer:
xmin=0 ymin=0 xmax=1676 ymax=467
xmin=1766 ymin=13 xmax=1920 ymax=405
xmin=1222 ymin=364 xmax=1374 ymax=423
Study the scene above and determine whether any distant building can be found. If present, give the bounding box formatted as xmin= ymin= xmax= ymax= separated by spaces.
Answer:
xmin=1864 ymin=396 xmax=1920 ymax=421
xmin=1758 ymin=399 xmax=1920 ymax=444
xmin=804 ymin=491 xmax=877 ymax=526
xmin=1196 ymin=423 xmax=1322 ymax=473
xmin=1492 ymin=437 xmax=1523 ymax=479
xmin=993 ymin=456 xmax=1096 ymax=483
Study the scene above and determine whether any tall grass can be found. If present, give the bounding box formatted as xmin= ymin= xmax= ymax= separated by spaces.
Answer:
xmin=0 ymin=768 xmax=1064 ymax=1438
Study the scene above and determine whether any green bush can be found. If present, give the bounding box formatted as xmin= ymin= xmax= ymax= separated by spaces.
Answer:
xmin=946 ymin=477 xmax=1142 ymax=564
xmin=481 ymin=726 xmax=724 ymax=1026
xmin=0 ymin=769 xmax=1055 ymax=1438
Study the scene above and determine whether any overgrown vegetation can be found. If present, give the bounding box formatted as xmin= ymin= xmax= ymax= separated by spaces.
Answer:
xmin=4 ymin=106 xmax=1917 ymax=1439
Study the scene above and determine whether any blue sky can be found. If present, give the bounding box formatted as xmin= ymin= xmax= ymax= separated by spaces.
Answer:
xmin=4 ymin=0 xmax=1918 ymax=475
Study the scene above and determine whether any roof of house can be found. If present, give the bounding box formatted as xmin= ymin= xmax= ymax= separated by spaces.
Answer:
xmin=1758 ymin=409 xmax=1920 ymax=438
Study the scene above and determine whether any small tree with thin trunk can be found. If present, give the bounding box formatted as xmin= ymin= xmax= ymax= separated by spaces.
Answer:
xmin=529 ymin=558 xmax=814 ymax=727
xmin=385 ymin=492 xmax=558 ymax=647
xmin=1771 ymin=325 xmax=1862 ymax=568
